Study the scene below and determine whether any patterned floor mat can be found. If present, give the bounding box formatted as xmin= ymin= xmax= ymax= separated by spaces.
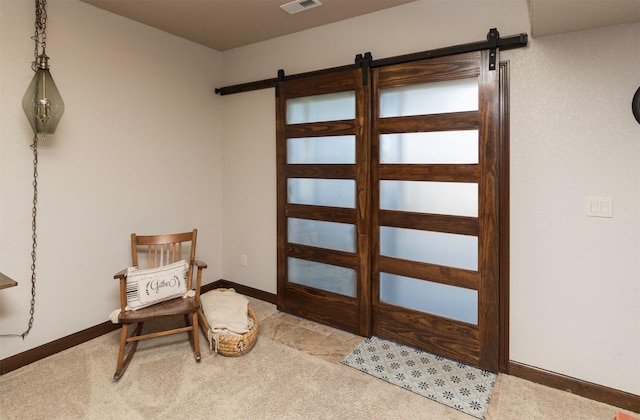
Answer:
xmin=342 ymin=336 xmax=496 ymax=419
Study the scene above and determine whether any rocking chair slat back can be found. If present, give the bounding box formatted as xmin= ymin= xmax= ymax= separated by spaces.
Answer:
xmin=132 ymin=231 xmax=196 ymax=269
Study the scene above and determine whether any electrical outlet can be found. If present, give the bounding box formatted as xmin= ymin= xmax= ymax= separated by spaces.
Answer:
xmin=587 ymin=196 xmax=612 ymax=218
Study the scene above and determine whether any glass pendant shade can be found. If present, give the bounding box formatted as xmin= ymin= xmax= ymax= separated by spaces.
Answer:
xmin=22 ymin=58 xmax=64 ymax=134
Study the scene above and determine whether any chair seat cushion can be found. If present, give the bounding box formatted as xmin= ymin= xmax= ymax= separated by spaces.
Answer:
xmin=119 ymin=296 xmax=199 ymax=323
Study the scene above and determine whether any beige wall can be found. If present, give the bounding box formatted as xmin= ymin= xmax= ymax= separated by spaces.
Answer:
xmin=0 ymin=0 xmax=638 ymax=397
xmin=508 ymin=24 xmax=639 ymax=396
xmin=0 ymin=0 xmax=223 ymax=358
xmin=218 ymin=1 xmax=640 ymax=395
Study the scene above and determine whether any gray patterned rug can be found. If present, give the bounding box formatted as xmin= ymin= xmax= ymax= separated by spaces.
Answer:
xmin=341 ymin=336 xmax=496 ymax=419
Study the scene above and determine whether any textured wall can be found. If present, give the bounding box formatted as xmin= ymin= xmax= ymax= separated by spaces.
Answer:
xmin=1 ymin=0 xmax=637 ymax=396
xmin=219 ymin=1 xmax=639 ymax=394
xmin=0 ymin=0 xmax=223 ymax=359
xmin=508 ymin=24 xmax=640 ymax=394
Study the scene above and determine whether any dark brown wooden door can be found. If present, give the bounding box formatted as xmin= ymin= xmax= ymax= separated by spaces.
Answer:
xmin=276 ymin=68 xmax=372 ymax=335
xmin=370 ymin=50 xmax=501 ymax=372
xmin=277 ymin=51 xmax=502 ymax=372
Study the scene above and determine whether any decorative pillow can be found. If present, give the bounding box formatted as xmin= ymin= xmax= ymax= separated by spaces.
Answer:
xmin=125 ymin=260 xmax=188 ymax=310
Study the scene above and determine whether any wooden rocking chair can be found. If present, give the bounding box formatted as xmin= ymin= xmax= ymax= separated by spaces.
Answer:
xmin=112 ymin=229 xmax=207 ymax=381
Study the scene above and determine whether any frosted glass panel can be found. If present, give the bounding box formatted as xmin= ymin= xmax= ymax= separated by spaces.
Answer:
xmin=380 ymin=227 xmax=477 ymax=270
xmin=287 ymin=91 xmax=355 ymax=124
xmin=287 ymin=136 xmax=355 ymax=164
xmin=288 ymin=178 xmax=356 ymax=208
xmin=380 ymin=78 xmax=478 ymax=117
xmin=288 ymin=218 xmax=356 ymax=252
xmin=380 ymin=181 xmax=478 ymax=217
xmin=380 ymin=272 xmax=478 ymax=324
xmin=288 ymin=257 xmax=356 ymax=297
xmin=380 ymin=131 xmax=478 ymax=164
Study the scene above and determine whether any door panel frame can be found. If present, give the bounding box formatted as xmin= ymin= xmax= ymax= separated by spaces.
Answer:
xmin=276 ymin=55 xmax=511 ymax=373
xmin=276 ymin=68 xmax=371 ymax=336
xmin=477 ymin=50 xmax=501 ymax=371
xmin=498 ymin=61 xmax=510 ymax=373
xmin=370 ymin=50 xmax=501 ymax=372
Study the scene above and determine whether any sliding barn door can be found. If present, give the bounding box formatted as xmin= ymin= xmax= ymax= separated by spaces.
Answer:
xmin=276 ymin=68 xmax=372 ymax=335
xmin=276 ymin=50 xmax=503 ymax=372
xmin=371 ymin=50 xmax=501 ymax=371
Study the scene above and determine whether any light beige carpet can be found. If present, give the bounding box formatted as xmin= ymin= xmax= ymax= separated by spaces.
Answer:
xmin=0 ymin=317 xmax=637 ymax=419
xmin=1 ymin=330 xmax=475 ymax=419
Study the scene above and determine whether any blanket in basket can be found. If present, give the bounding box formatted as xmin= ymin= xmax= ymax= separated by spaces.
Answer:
xmin=200 ymin=288 xmax=254 ymax=352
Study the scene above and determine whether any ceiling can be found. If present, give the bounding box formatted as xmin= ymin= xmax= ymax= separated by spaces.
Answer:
xmin=80 ymin=0 xmax=640 ymax=51
xmin=79 ymin=0 xmax=417 ymax=51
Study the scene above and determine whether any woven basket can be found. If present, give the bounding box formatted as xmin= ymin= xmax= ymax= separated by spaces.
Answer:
xmin=198 ymin=289 xmax=258 ymax=357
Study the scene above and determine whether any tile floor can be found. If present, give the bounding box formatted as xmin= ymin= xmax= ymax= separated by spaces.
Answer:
xmin=236 ymin=296 xmax=638 ymax=420
xmin=245 ymin=296 xmax=364 ymax=365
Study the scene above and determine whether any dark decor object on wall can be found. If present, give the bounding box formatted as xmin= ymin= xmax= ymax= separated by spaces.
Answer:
xmin=633 ymin=87 xmax=640 ymax=124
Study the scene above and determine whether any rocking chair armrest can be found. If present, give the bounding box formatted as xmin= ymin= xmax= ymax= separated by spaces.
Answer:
xmin=193 ymin=260 xmax=207 ymax=269
xmin=113 ymin=268 xmax=130 ymax=313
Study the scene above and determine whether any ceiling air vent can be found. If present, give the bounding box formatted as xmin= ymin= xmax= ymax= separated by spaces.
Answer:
xmin=280 ymin=0 xmax=323 ymax=14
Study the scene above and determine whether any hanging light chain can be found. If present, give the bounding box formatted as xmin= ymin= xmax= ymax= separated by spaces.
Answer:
xmin=0 ymin=135 xmax=40 ymax=340
xmin=31 ymin=0 xmax=47 ymax=70
xmin=9 ymin=1 xmax=46 ymax=340
xmin=22 ymin=0 xmax=46 ymax=339
xmin=21 ymin=1 xmax=47 ymax=338
xmin=24 ymin=134 xmax=40 ymax=338
xmin=1 ymin=0 xmax=51 ymax=339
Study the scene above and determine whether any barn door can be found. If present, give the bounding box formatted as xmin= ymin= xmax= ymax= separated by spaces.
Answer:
xmin=277 ymin=50 xmax=503 ymax=372
xmin=276 ymin=67 xmax=372 ymax=335
xmin=370 ymin=50 xmax=501 ymax=371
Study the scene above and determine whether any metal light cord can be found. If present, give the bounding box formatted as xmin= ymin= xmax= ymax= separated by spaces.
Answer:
xmin=22 ymin=0 xmax=46 ymax=338
xmin=25 ymin=134 xmax=40 ymax=338
xmin=0 ymin=0 xmax=46 ymax=339
xmin=32 ymin=0 xmax=47 ymax=70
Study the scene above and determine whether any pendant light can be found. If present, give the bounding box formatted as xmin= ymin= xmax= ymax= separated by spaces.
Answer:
xmin=22 ymin=0 xmax=64 ymax=135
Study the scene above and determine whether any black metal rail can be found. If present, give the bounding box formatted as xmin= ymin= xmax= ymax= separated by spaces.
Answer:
xmin=214 ymin=28 xmax=528 ymax=96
